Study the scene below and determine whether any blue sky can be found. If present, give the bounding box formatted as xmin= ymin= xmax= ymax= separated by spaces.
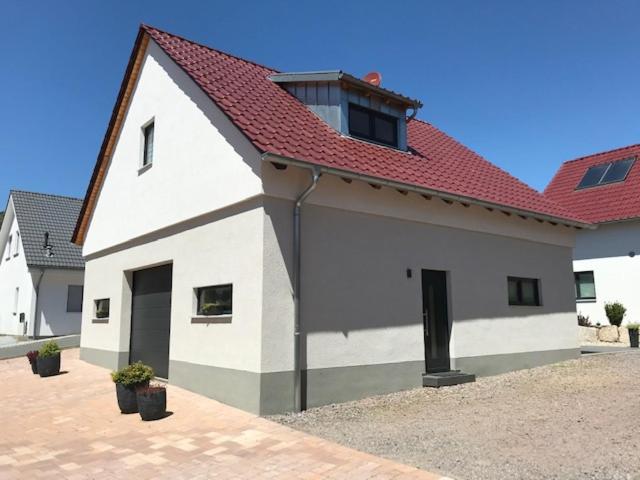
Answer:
xmin=1 ymin=0 xmax=639 ymax=205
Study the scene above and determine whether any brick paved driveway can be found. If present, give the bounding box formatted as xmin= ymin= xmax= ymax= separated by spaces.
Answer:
xmin=0 ymin=349 xmax=446 ymax=479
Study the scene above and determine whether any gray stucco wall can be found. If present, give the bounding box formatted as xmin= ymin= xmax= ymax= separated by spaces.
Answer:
xmin=260 ymin=196 xmax=579 ymax=410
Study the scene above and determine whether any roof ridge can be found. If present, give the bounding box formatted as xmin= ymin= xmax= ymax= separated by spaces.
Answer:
xmin=141 ymin=24 xmax=279 ymax=74
xmin=10 ymin=189 xmax=83 ymax=202
xmin=562 ymin=142 xmax=640 ymax=165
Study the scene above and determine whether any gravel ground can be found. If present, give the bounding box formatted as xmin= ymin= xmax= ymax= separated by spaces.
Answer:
xmin=272 ymin=352 xmax=640 ymax=480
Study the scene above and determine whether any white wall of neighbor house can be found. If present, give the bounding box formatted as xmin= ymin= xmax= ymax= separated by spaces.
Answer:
xmin=82 ymin=39 xmax=263 ymax=257
xmin=81 ymin=202 xmax=265 ymax=372
xmin=260 ymin=165 xmax=578 ymax=374
xmin=573 ymin=220 xmax=640 ymax=325
xmin=35 ymin=269 xmax=84 ymax=336
xmin=0 ymin=209 xmax=34 ymax=336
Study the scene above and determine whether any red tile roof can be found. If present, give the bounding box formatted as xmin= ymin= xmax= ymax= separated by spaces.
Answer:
xmin=75 ymin=24 xmax=589 ymax=241
xmin=545 ymin=144 xmax=640 ymax=224
xmin=143 ymin=25 xmax=588 ymax=225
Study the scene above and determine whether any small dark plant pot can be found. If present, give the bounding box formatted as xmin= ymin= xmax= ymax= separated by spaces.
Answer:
xmin=630 ymin=329 xmax=639 ymax=348
xmin=137 ymin=387 xmax=167 ymax=421
xmin=30 ymin=361 xmax=38 ymax=375
xmin=116 ymin=381 xmax=149 ymax=414
xmin=37 ymin=353 xmax=60 ymax=377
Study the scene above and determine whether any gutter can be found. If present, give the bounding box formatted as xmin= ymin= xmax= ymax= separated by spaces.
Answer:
xmin=293 ymin=166 xmax=321 ymax=412
xmin=31 ymin=269 xmax=45 ymax=339
xmin=262 ymin=152 xmax=593 ymax=230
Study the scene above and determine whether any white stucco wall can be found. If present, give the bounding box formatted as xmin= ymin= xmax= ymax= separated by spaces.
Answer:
xmin=0 ymin=208 xmax=34 ymax=335
xmin=573 ymin=220 xmax=640 ymax=325
xmin=81 ymin=202 xmax=265 ymax=372
xmin=82 ymin=39 xmax=263 ymax=257
xmin=35 ymin=269 xmax=84 ymax=336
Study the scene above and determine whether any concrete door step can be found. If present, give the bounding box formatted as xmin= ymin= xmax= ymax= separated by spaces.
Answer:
xmin=422 ymin=370 xmax=476 ymax=388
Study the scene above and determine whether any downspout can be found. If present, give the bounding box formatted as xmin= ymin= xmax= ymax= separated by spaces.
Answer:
xmin=293 ymin=167 xmax=321 ymax=412
xmin=32 ymin=269 xmax=45 ymax=339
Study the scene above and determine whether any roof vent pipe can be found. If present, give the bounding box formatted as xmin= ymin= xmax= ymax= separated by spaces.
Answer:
xmin=43 ymin=232 xmax=53 ymax=257
xmin=293 ymin=166 xmax=321 ymax=412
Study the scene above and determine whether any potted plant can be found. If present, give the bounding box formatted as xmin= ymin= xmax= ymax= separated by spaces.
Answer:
xmin=136 ymin=383 xmax=167 ymax=421
xmin=111 ymin=362 xmax=154 ymax=414
xmin=200 ymin=302 xmax=224 ymax=316
xmin=37 ymin=341 xmax=61 ymax=377
xmin=627 ymin=323 xmax=639 ymax=348
xmin=604 ymin=302 xmax=626 ymax=327
xmin=26 ymin=350 xmax=39 ymax=374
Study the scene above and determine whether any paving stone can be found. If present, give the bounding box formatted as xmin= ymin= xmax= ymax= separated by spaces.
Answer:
xmin=0 ymin=349 xmax=444 ymax=479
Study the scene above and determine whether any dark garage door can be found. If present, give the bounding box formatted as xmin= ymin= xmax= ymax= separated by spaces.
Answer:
xmin=130 ymin=264 xmax=172 ymax=378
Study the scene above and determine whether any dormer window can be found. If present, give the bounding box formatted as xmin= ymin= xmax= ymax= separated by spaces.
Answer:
xmin=577 ymin=157 xmax=635 ymax=189
xmin=348 ymin=104 xmax=398 ymax=148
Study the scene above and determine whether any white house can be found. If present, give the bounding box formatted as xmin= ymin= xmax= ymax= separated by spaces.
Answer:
xmin=74 ymin=25 xmax=590 ymax=414
xmin=546 ymin=144 xmax=640 ymax=326
xmin=0 ymin=191 xmax=85 ymax=337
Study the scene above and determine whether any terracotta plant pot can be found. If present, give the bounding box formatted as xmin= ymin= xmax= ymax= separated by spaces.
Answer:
xmin=137 ymin=387 xmax=167 ymax=421
xmin=115 ymin=381 xmax=149 ymax=414
xmin=37 ymin=353 xmax=60 ymax=377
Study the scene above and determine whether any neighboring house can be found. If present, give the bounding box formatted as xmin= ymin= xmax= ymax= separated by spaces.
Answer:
xmin=74 ymin=25 xmax=590 ymax=414
xmin=0 ymin=191 xmax=85 ymax=337
xmin=546 ymin=144 xmax=640 ymax=326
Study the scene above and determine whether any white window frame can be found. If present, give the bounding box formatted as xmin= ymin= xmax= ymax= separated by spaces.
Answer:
xmin=139 ymin=117 xmax=155 ymax=174
xmin=13 ymin=231 xmax=19 ymax=257
xmin=6 ymin=234 xmax=12 ymax=260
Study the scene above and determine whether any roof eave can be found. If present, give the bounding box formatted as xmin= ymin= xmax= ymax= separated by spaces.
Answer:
xmin=262 ymin=152 xmax=594 ymax=230
xmin=269 ymin=71 xmax=422 ymax=109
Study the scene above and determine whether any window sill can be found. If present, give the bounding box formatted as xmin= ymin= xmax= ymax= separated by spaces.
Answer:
xmin=138 ymin=163 xmax=153 ymax=176
xmin=191 ymin=314 xmax=232 ymax=324
xmin=92 ymin=318 xmax=109 ymax=324
xmin=577 ymin=299 xmax=597 ymax=304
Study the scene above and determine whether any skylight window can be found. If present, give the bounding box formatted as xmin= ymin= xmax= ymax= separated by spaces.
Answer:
xmin=576 ymin=157 xmax=635 ymax=189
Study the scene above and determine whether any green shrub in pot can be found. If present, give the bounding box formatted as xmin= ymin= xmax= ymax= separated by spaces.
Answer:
xmin=627 ymin=323 xmax=640 ymax=348
xmin=37 ymin=341 xmax=61 ymax=377
xmin=111 ymin=362 xmax=154 ymax=414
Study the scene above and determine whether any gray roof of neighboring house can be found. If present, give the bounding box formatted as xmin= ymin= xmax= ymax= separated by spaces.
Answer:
xmin=11 ymin=190 xmax=85 ymax=270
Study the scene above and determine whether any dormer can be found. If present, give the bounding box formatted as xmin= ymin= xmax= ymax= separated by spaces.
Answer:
xmin=270 ymin=71 xmax=422 ymax=151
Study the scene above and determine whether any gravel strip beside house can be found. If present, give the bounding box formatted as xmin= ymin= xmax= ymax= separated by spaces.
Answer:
xmin=273 ymin=352 xmax=640 ymax=480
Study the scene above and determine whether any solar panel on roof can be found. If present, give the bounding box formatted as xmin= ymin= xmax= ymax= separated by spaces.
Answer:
xmin=576 ymin=157 xmax=636 ymax=190
xmin=601 ymin=157 xmax=635 ymax=184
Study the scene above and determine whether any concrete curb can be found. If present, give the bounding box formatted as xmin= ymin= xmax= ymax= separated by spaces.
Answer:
xmin=0 ymin=335 xmax=80 ymax=360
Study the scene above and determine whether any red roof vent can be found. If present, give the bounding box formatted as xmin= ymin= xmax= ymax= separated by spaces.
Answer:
xmin=363 ymin=71 xmax=382 ymax=87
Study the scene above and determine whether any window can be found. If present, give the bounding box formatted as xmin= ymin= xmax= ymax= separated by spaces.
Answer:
xmin=6 ymin=235 xmax=12 ymax=260
xmin=196 ymin=284 xmax=232 ymax=316
xmin=574 ymin=271 xmax=596 ymax=301
xmin=13 ymin=231 xmax=19 ymax=256
xmin=67 ymin=285 xmax=84 ymax=313
xmin=348 ymin=103 xmax=398 ymax=147
xmin=94 ymin=298 xmax=110 ymax=319
xmin=508 ymin=277 xmax=541 ymax=306
xmin=142 ymin=121 xmax=154 ymax=167
xmin=577 ymin=157 xmax=635 ymax=189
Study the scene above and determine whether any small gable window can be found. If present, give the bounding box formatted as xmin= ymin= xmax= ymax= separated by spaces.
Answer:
xmin=13 ymin=231 xmax=19 ymax=256
xmin=348 ymin=103 xmax=398 ymax=148
xmin=577 ymin=157 xmax=635 ymax=189
xmin=142 ymin=120 xmax=155 ymax=167
xmin=6 ymin=235 xmax=12 ymax=260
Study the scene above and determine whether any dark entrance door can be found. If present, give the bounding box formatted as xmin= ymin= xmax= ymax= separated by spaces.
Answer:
xmin=130 ymin=264 xmax=172 ymax=378
xmin=421 ymin=269 xmax=451 ymax=373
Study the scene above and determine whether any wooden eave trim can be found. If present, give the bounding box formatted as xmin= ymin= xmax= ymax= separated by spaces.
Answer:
xmin=72 ymin=29 xmax=150 ymax=245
